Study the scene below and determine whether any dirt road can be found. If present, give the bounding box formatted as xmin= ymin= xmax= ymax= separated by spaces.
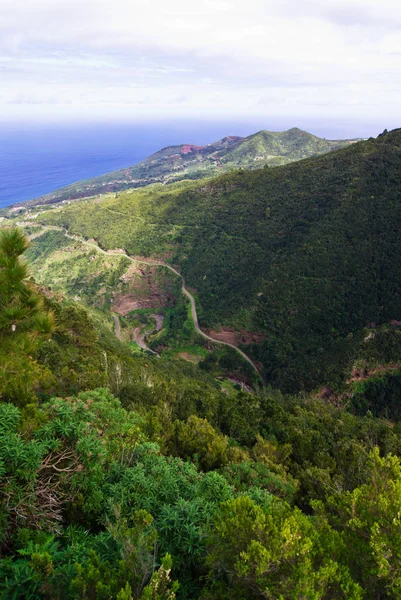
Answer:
xmin=33 ymin=225 xmax=263 ymax=382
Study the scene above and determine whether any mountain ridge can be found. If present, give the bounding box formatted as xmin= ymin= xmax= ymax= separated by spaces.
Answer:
xmin=19 ymin=127 xmax=359 ymax=207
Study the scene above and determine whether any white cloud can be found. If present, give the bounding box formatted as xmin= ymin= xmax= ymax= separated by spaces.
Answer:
xmin=0 ymin=0 xmax=400 ymax=127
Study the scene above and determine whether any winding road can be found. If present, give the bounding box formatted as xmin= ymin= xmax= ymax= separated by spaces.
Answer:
xmin=31 ymin=225 xmax=263 ymax=382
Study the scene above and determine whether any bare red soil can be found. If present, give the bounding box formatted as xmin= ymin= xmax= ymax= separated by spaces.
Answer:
xmin=204 ymin=327 xmax=265 ymax=347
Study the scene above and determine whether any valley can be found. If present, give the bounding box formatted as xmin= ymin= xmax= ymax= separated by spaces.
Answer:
xmin=2 ymin=129 xmax=401 ymax=600
xmin=6 ymin=128 xmax=401 ymax=393
xmin=3 ymin=1 xmax=401 ymax=596
xmin=11 ymin=220 xmax=262 ymax=386
xmin=29 ymin=224 xmax=263 ymax=379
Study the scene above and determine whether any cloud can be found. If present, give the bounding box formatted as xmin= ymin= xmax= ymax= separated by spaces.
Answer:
xmin=0 ymin=0 xmax=400 ymax=126
xmin=8 ymin=93 xmax=72 ymax=105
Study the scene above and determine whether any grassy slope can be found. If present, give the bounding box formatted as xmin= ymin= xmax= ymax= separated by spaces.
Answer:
xmin=34 ymin=288 xmax=247 ymax=417
xmin=34 ymin=129 xmax=401 ymax=391
xmin=25 ymin=229 xmax=131 ymax=308
xmin=16 ymin=225 xmax=256 ymax=383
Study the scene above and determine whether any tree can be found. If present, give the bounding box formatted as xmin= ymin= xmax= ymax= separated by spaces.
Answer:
xmin=140 ymin=554 xmax=179 ymax=600
xmin=0 ymin=228 xmax=54 ymax=404
xmin=323 ymin=448 xmax=401 ymax=597
xmin=203 ymin=495 xmax=361 ymax=599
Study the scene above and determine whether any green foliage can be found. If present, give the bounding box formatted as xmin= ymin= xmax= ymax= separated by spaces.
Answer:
xmin=203 ymin=495 xmax=362 ymax=599
xmin=351 ymin=369 xmax=401 ymax=420
xmin=0 ymin=228 xmax=55 ymax=404
xmin=72 ymin=510 xmax=158 ymax=599
xmin=219 ymin=460 xmax=297 ymax=503
xmin=317 ymin=448 xmax=401 ymax=598
xmin=2 ymin=367 xmax=401 ymax=597
xmin=171 ymin=415 xmax=235 ymax=471
xmin=356 ymin=325 xmax=401 ymax=366
xmin=0 ymin=388 xmax=268 ymax=598
xmin=140 ymin=554 xmax=179 ymax=600
xmin=151 ymin=296 xmax=202 ymax=351
xmin=0 ymin=391 xmax=176 ymax=598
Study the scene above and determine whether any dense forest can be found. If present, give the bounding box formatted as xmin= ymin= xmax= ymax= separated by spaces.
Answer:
xmin=33 ymin=129 xmax=401 ymax=391
xmin=3 ymin=205 xmax=401 ymax=598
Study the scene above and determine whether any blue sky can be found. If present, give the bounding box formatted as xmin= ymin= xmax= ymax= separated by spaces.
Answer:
xmin=1 ymin=0 xmax=401 ymax=130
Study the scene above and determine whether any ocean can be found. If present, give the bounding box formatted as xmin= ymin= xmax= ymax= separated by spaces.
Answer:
xmin=0 ymin=120 xmax=270 ymax=209
xmin=0 ymin=119 xmax=379 ymax=209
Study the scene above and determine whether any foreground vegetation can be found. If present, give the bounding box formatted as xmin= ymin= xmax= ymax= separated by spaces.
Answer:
xmin=3 ymin=218 xmax=401 ymax=598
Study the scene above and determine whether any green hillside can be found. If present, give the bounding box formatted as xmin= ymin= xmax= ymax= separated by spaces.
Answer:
xmin=3 ymin=227 xmax=401 ymax=599
xmin=21 ymin=128 xmax=356 ymax=206
xmin=21 ymin=128 xmax=401 ymax=392
xmin=221 ymin=127 xmax=353 ymax=165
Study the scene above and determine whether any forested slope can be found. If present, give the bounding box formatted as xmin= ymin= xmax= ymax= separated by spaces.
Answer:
xmin=4 ymin=228 xmax=401 ymax=599
xmin=37 ymin=129 xmax=401 ymax=391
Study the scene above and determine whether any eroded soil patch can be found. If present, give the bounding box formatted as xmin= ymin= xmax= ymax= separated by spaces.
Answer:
xmin=112 ymin=295 xmax=165 ymax=316
xmin=204 ymin=327 xmax=266 ymax=347
xmin=112 ymin=265 xmax=175 ymax=316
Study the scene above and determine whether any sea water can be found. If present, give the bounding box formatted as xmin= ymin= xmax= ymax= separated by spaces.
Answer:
xmin=0 ymin=118 xmax=378 ymax=208
xmin=0 ymin=120 xmax=258 ymax=208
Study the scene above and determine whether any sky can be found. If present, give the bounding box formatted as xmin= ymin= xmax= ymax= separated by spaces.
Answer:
xmin=1 ymin=0 xmax=401 ymax=133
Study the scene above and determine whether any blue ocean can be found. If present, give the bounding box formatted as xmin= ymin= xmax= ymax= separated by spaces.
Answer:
xmin=0 ymin=120 xmax=257 ymax=208
xmin=0 ymin=119 xmax=377 ymax=209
